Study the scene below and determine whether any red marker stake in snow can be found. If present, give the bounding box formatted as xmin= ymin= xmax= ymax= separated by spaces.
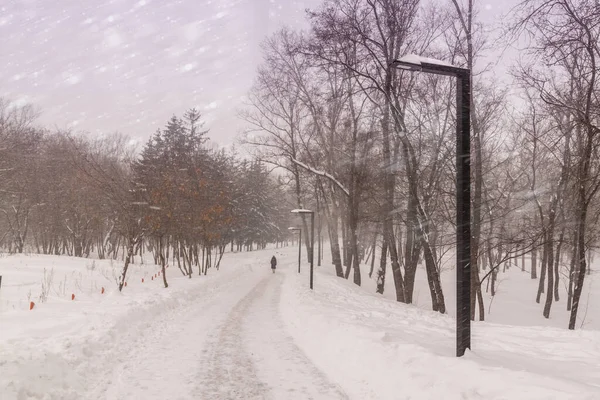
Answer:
xmin=29 ymin=301 xmax=35 ymax=310
xmin=101 ymin=287 xmax=105 ymax=294
xmin=71 ymin=294 xmax=75 ymax=300
xmin=142 ymin=278 xmax=144 ymax=283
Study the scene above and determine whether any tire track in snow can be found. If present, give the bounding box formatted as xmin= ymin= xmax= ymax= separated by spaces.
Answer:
xmin=244 ymin=273 xmax=348 ymax=400
xmin=195 ymin=276 xmax=272 ymax=399
xmin=195 ymin=272 xmax=348 ymax=400
xmin=82 ymin=265 xmax=263 ymax=400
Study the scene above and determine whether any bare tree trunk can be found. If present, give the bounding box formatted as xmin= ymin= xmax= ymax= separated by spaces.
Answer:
xmin=165 ymin=236 xmax=170 ymax=264
xmin=531 ymin=245 xmax=538 ymax=279
xmin=482 ymin=242 xmax=487 ymax=271
xmin=421 ymin=238 xmax=445 ymax=313
xmin=491 ymin=265 xmax=497 ymax=296
xmin=159 ymin=236 xmax=168 ymax=288
xmin=536 ymin=243 xmax=547 ymax=303
xmin=470 ymin=130 xmax=483 ymax=320
xmin=347 ymin=84 xmax=362 ymax=286
xmin=543 ymin=223 xmax=555 ymax=318
xmin=569 ymin=205 xmax=588 ymax=330
xmin=476 ymin=281 xmax=484 ymax=319
xmin=341 ymin=213 xmax=350 ymax=274
xmin=215 ymin=245 xmax=225 ymax=270
xmin=403 ymin=194 xmax=420 ymax=303
xmin=118 ymin=238 xmax=136 ymax=292
xmin=317 ymin=181 xmax=344 ymax=277
xmin=386 ymin=223 xmax=405 ymax=303
xmin=382 ymin=87 xmax=405 ymax=303
xmin=201 ymin=245 xmax=205 ymax=275
xmin=376 ymin=238 xmax=388 ymax=294
xmin=327 ymin=200 xmax=344 ymax=277
xmin=567 ymin=230 xmax=577 ymax=311
xmin=175 ymin=243 xmax=186 ymax=276
xmin=554 ymin=230 xmax=564 ymax=302
xmin=206 ymin=246 xmax=212 ymax=274
xmin=368 ymin=230 xmax=378 ymax=278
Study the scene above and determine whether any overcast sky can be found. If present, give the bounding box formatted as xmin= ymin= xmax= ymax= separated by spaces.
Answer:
xmin=1 ymin=0 xmax=517 ymax=148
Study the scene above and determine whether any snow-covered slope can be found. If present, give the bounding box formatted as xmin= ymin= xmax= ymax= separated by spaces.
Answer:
xmin=360 ymin=252 xmax=599 ymax=331
xmin=281 ymin=267 xmax=600 ymax=399
xmin=0 ymin=246 xmax=598 ymax=399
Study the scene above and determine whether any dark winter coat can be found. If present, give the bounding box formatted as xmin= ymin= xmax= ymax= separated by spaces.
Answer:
xmin=270 ymin=256 xmax=277 ymax=269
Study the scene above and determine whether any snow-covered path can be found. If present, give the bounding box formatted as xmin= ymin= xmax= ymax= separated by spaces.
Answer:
xmin=223 ymin=273 xmax=347 ymax=399
xmin=194 ymin=275 xmax=271 ymax=399
xmin=87 ymin=266 xmax=258 ymax=399
xmin=84 ymin=265 xmax=345 ymax=400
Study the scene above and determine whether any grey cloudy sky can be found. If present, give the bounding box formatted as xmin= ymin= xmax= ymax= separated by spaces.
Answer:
xmin=1 ymin=0 xmax=516 ymax=147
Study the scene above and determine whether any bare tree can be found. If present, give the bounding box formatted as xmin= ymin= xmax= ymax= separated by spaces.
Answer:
xmin=509 ymin=0 xmax=600 ymax=328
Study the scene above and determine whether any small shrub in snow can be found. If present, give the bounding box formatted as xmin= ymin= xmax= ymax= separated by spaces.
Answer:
xmin=111 ymin=265 xmax=120 ymax=288
xmin=72 ymin=271 xmax=83 ymax=293
xmin=55 ymin=275 xmax=68 ymax=297
xmin=100 ymin=262 xmax=121 ymax=288
xmin=86 ymin=260 xmax=96 ymax=272
xmin=39 ymin=268 xmax=54 ymax=303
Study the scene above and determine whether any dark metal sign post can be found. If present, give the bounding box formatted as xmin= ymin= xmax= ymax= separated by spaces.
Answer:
xmin=390 ymin=55 xmax=472 ymax=357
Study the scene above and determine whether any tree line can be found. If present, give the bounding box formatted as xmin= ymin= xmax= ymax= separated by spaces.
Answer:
xmin=241 ymin=0 xmax=600 ymax=329
xmin=0 ymin=99 xmax=292 ymax=290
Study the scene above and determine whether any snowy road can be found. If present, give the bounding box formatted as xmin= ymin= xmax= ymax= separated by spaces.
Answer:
xmin=87 ymin=267 xmax=346 ymax=400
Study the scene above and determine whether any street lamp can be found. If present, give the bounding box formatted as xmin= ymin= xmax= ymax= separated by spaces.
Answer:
xmin=391 ymin=54 xmax=471 ymax=357
xmin=291 ymin=209 xmax=315 ymax=290
xmin=287 ymin=227 xmax=302 ymax=274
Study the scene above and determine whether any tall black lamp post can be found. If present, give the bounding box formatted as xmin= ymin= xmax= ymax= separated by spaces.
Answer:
xmin=390 ymin=54 xmax=471 ymax=357
xmin=291 ymin=209 xmax=315 ymax=290
xmin=287 ymin=227 xmax=302 ymax=274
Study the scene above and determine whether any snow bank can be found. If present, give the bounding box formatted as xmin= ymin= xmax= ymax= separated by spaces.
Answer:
xmin=0 ymin=251 xmax=264 ymax=400
xmin=279 ymin=264 xmax=600 ymax=399
xmin=361 ymin=252 xmax=599 ymax=331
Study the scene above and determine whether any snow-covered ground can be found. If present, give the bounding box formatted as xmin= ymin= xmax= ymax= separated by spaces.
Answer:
xmin=0 ymin=246 xmax=598 ymax=399
xmin=362 ymin=251 xmax=599 ymax=330
xmin=282 ymin=267 xmax=600 ymax=399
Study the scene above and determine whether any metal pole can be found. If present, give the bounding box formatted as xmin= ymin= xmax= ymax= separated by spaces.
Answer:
xmin=456 ymin=71 xmax=471 ymax=357
xmin=298 ymin=230 xmax=302 ymax=274
xmin=310 ymin=212 xmax=315 ymax=290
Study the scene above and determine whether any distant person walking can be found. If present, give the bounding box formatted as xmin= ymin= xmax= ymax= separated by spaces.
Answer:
xmin=270 ymin=255 xmax=277 ymax=273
